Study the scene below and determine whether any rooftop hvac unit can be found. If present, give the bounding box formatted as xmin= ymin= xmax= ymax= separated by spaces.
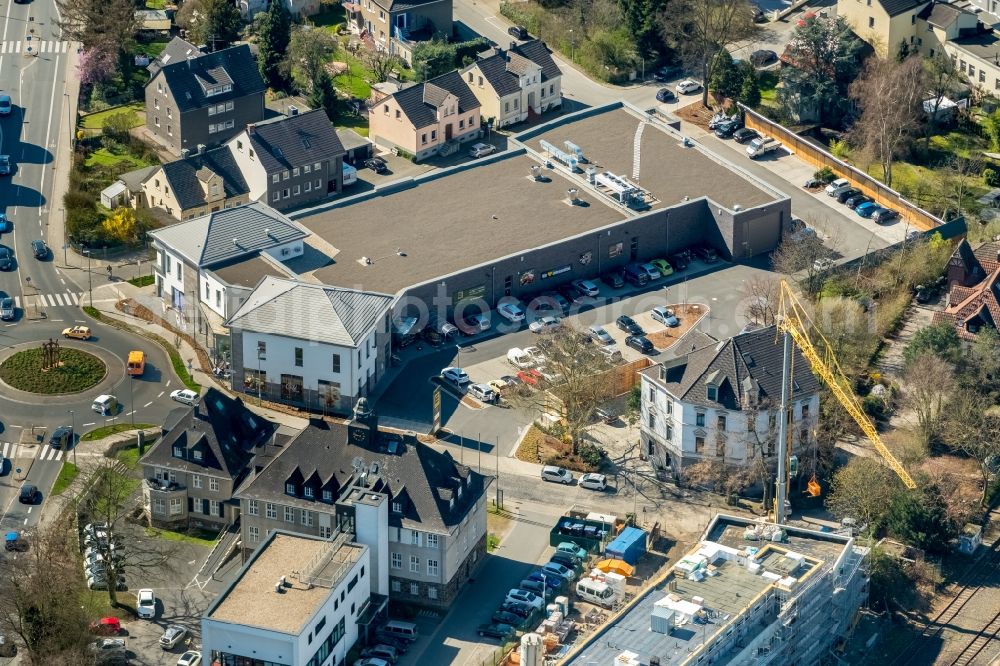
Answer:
xmin=530 ymin=165 xmax=542 ymax=180
xmin=587 ymin=166 xmax=598 ymax=183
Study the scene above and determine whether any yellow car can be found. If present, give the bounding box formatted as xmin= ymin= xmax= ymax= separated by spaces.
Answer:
xmin=62 ymin=326 xmax=91 ymax=340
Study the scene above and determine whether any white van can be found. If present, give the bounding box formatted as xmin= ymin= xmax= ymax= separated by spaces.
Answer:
xmin=91 ymin=394 xmax=118 ymax=416
xmin=576 ymin=578 xmax=618 ymax=608
xmin=342 ymin=162 xmax=358 ymax=186
xmin=381 ymin=620 xmax=418 ymax=641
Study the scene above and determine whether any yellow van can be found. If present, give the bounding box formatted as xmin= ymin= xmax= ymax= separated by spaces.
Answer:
xmin=127 ymin=351 xmax=145 ymax=376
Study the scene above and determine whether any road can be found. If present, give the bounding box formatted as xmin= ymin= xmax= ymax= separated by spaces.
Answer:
xmin=0 ymin=0 xmax=182 ymax=536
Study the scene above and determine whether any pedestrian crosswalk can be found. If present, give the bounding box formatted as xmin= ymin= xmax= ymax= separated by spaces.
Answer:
xmin=14 ymin=292 xmax=84 ymax=308
xmin=0 ymin=40 xmax=70 ymax=54
xmin=0 ymin=441 xmax=64 ymax=462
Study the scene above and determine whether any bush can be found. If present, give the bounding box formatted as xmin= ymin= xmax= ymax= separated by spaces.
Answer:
xmin=984 ymin=167 xmax=1000 ymax=187
xmin=862 ymin=393 xmax=887 ymax=420
xmin=887 ymin=484 xmax=958 ymax=554
xmin=578 ymin=442 xmax=603 ymax=468
xmin=814 ymin=166 xmax=836 ymax=182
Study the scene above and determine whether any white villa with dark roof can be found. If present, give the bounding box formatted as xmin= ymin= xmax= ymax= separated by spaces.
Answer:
xmin=225 ymin=277 xmax=394 ymax=413
xmin=639 ymin=326 xmax=821 ymax=480
xmin=149 ymin=202 xmax=307 ymax=357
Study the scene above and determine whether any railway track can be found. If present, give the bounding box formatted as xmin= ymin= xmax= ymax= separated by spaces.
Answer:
xmin=891 ymin=535 xmax=1000 ymax=665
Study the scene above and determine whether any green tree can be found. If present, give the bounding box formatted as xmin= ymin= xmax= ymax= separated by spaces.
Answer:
xmin=887 ymin=484 xmax=957 ymax=553
xmin=708 ymin=50 xmax=741 ymax=99
xmin=288 ymin=27 xmax=338 ymax=96
xmin=737 ymin=62 xmax=760 ymax=106
xmin=257 ymin=0 xmax=292 ymax=90
xmin=177 ymin=0 xmax=244 ymax=50
xmin=778 ymin=15 xmax=863 ymax=125
xmin=984 ymin=109 xmax=1000 ymax=152
xmin=902 ymin=321 xmax=962 ymax=366
xmin=310 ymin=70 xmax=338 ymax=119
xmin=619 ymin=0 xmax=668 ymax=56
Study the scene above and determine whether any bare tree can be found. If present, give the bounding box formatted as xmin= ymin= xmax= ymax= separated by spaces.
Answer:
xmin=740 ymin=274 xmax=781 ymax=327
xmin=55 ymin=0 xmax=138 ymax=53
xmin=0 ymin=520 xmax=94 ymax=664
xmin=848 ymin=56 xmax=925 ymax=189
xmin=903 ymin=352 xmax=956 ymax=447
xmin=935 ymin=156 xmax=983 ymax=220
xmin=659 ymin=0 xmax=757 ymax=106
xmin=923 ymin=52 xmax=962 ymax=148
xmin=944 ymin=389 xmax=1000 ymax=505
xmin=771 ymin=233 xmax=833 ymax=295
xmin=363 ymin=49 xmax=402 ymax=84
xmin=509 ymin=326 xmax=613 ymax=453
xmin=83 ymin=459 xmax=175 ymax=607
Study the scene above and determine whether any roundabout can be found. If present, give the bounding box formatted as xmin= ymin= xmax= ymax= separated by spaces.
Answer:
xmin=0 ymin=346 xmax=107 ymax=394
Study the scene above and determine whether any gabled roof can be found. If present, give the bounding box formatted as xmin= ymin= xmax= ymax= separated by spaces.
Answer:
xmin=643 ymin=325 xmax=821 ymax=409
xmin=472 ymin=40 xmax=562 ymax=96
xmin=235 ymin=419 xmax=489 ymax=532
xmin=390 ymin=70 xmax=480 ymax=129
xmin=243 ymin=109 xmax=345 ymax=174
xmin=225 ymin=276 xmax=393 ymax=348
xmin=155 ymin=146 xmax=249 ymax=211
xmin=148 ymin=202 xmax=307 ymax=268
xmin=878 ymin=0 xmax=928 ymax=18
xmin=148 ymin=37 xmax=200 ymax=74
xmin=938 ymin=241 xmax=1000 ymax=341
xmin=153 ymin=44 xmax=265 ymax=113
xmin=119 ymin=165 xmax=159 ymax=193
xmin=917 ymin=1 xmax=971 ymax=28
xmin=140 ymin=388 xmax=279 ymax=481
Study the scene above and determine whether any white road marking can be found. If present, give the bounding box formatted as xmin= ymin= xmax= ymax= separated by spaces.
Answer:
xmin=60 ymin=278 xmax=65 ymax=285
xmin=82 ymin=422 xmax=95 ymax=427
xmin=38 ymin=53 xmax=61 ymax=209
xmin=165 ymin=380 xmax=171 ymax=387
xmin=157 ymin=391 xmax=164 ymax=398
xmin=143 ymin=401 xmax=152 ymax=408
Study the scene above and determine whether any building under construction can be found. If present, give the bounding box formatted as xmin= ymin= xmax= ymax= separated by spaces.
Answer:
xmin=563 ymin=514 xmax=869 ymax=666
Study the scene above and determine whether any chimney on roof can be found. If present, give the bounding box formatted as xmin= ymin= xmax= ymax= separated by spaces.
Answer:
xmin=196 ymin=144 xmax=206 ymax=155
xmin=197 ymin=44 xmax=209 ymax=54
xmin=510 ymin=41 xmax=517 ymax=51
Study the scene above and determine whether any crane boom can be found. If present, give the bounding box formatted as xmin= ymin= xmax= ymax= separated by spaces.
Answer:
xmin=777 ymin=281 xmax=917 ymax=490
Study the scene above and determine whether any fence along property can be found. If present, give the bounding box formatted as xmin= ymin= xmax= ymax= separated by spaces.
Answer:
xmin=738 ymin=104 xmax=946 ymax=232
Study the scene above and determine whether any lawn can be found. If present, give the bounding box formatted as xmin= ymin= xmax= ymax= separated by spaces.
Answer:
xmin=144 ymin=526 xmax=220 ymax=547
xmin=0 ymin=348 xmax=106 ymax=394
xmin=52 ymin=462 xmax=80 ymax=496
xmin=80 ymin=103 xmax=145 ymax=130
xmin=312 ymin=5 xmax=346 ymax=32
xmin=81 ymin=423 xmax=156 ymax=443
xmin=331 ymin=108 xmax=369 ymax=136
xmin=333 ymin=53 xmax=373 ymax=100
xmin=145 ymin=0 xmax=167 ymax=8
xmin=135 ymin=39 xmax=169 ymax=58
xmin=84 ymin=147 xmax=148 ymax=169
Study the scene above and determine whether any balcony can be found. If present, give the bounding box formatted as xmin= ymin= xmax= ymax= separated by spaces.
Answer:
xmin=144 ymin=477 xmax=186 ymax=493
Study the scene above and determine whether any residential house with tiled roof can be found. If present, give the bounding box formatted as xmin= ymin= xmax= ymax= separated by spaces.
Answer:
xmin=147 ymin=36 xmax=200 ymax=75
xmin=343 ymin=0 xmax=451 ymax=65
xmin=838 ymin=0 xmax=1000 ymax=95
xmin=369 ymin=70 xmax=481 ymax=161
xmin=234 ymin=403 xmax=489 ymax=609
xmin=226 ymin=109 xmax=346 ymax=211
xmin=149 ymin=203 xmax=307 ymax=354
xmin=145 ymin=43 xmax=266 ymax=156
xmin=139 ymin=387 xmax=279 ymax=529
xmin=935 ymin=239 xmax=1000 ymax=340
xmin=140 ymin=145 xmax=250 ymax=221
xmin=225 ymin=277 xmax=395 ymax=413
xmin=639 ymin=326 xmax=822 ymax=480
xmin=462 ymin=40 xmax=563 ymax=128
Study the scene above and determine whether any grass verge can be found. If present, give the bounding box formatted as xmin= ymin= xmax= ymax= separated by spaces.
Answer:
xmin=0 ymin=348 xmax=107 ymax=394
xmin=51 ymin=462 xmax=80 ymax=495
xmin=143 ymin=526 xmax=220 ymax=548
xmin=84 ymin=148 xmax=144 ymax=169
xmin=127 ymin=275 xmax=155 ymax=288
xmin=82 ymin=423 xmax=156 ymax=443
xmin=84 ymin=306 xmax=201 ymax=391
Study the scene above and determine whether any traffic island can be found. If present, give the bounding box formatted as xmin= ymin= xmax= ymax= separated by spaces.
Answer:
xmin=0 ymin=347 xmax=108 ymax=394
xmin=12 ymin=428 xmax=45 ymax=483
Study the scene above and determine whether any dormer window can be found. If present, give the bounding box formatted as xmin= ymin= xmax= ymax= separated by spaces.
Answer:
xmin=286 ymin=482 xmax=296 ymax=496
xmin=707 ymin=385 xmax=717 ymax=401
xmin=392 ymin=500 xmax=402 ymax=513
xmin=193 ymin=449 xmax=203 ymax=461
xmin=457 ymin=485 xmax=463 ymax=499
xmin=304 ymin=487 xmax=314 ymax=499
xmin=173 ymin=446 xmax=183 ymax=459
xmin=322 ymin=490 xmax=333 ymax=502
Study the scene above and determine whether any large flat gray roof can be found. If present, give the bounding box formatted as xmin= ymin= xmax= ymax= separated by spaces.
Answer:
xmin=302 ymin=153 xmax=628 ymax=294
xmin=530 ymin=108 xmax=778 ymax=211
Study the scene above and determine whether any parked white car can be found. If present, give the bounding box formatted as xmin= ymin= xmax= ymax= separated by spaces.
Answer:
xmin=136 ymin=589 xmax=156 ymax=619
xmin=824 ymin=178 xmax=850 ymax=195
xmin=498 ymin=301 xmax=526 ymax=322
xmin=506 ymin=588 xmax=544 ymax=609
xmin=470 ymin=143 xmax=497 ymax=158
xmin=177 ymin=651 xmax=202 ymax=666
xmin=170 ymin=389 xmax=200 ymax=406
xmin=579 ymin=472 xmax=608 ymax=491
xmin=469 ymin=383 xmax=498 ymax=403
xmin=441 ymin=367 xmax=470 ymax=385
xmin=676 ymin=79 xmax=702 ymax=94
xmin=571 ymin=279 xmax=600 ymax=297
xmin=588 ymin=325 xmax=614 ymax=345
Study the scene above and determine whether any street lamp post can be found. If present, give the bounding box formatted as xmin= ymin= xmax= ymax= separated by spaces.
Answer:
xmin=83 ymin=248 xmax=93 ymax=307
xmin=69 ymin=410 xmax=76 ymax=466
xmin=569 ymin=30 xmax=575 ymax=61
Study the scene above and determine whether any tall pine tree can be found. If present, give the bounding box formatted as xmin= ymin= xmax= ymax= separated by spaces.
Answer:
xmin=257 ymin=0 xmax=292 ymax=90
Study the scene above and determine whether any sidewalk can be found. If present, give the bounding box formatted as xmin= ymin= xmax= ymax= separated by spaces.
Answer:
xmin=84 ymin=281 xmax=308 ymax=431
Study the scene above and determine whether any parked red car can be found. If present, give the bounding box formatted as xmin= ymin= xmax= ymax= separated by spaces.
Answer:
xmin=516 ymin=369 xmax=543 ymax=386
xmin=90 ymin=617 xmax=122 ymax=636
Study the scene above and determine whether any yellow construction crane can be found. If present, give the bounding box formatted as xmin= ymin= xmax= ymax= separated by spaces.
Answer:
xmin=777 ymin=280 xmax=917 ymax=490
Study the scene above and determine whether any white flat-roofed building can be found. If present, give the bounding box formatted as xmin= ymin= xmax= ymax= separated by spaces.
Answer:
xmin=202 ymin=531 xmax=370 ymax=666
